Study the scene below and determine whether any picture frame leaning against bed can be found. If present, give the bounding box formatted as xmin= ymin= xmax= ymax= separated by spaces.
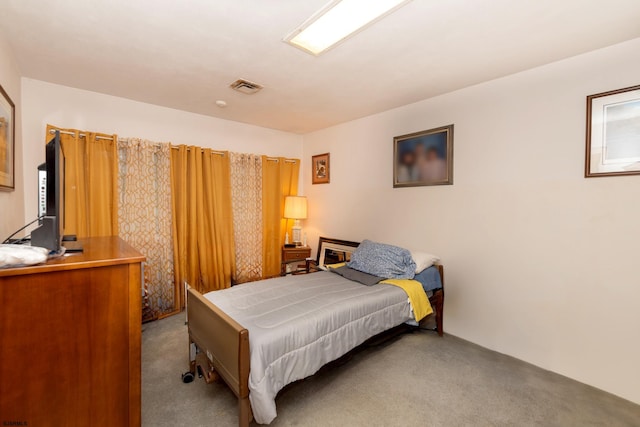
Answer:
xmin=316 ymin=236 xmax=360 ymax=268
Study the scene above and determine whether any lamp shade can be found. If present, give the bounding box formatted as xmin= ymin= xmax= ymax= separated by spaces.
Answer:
xmin=284 ymin=196 xmax=308 ymax=219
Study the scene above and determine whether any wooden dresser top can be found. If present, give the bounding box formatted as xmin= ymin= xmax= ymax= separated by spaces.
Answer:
xmin=0 ymin=236 xmax=145 ymax=277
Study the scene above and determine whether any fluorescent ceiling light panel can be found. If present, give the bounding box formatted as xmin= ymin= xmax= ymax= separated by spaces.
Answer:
xmin=285 ymin=0 xmax=411 ymax=56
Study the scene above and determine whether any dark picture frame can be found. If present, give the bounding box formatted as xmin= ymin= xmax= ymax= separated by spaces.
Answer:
xmin=312 ymin=153 xmax=330 ymax=184
xmin=393 ymin=125 xmax=454 ymax=188
xmin=0 ymin=84 xmax=15 ymax=191
xmin=585 ymin=84 xmax=640 ymax=178
xmin=316 ymin=237 xmax=359 ymax=268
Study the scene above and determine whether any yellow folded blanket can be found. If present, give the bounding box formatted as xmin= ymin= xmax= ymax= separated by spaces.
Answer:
xmin=379 ymin=279 xmax=433 ymax=322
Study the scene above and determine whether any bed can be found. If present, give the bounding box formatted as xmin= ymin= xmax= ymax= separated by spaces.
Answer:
xmin=184 ymin=238 xmax=444 ymax=426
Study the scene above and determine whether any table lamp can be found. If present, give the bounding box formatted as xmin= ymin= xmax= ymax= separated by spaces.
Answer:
xmin=284 ymin=196 xmax=307 ymax=246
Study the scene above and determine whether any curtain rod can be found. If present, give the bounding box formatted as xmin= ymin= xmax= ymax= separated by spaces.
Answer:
xmin=48 ymin=128 xmax=114 ymax=141
xmin=266 ymin=158 xmax=298 ymax=163
xmin=169 ymin=147 xmax=296 ymax=163
xmin=48 ymin=129 xmax=297 ymax=163
xmin=49 ymin=128 xmax=114 ymax=141
xmin=169 ymin=145 xmax=225 ymax=156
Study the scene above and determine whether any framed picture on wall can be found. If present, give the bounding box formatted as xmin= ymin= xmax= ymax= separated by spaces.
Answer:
xmin=585 ymin=84 xmax=640 ymax=177
xmin=393 ymin=124 xmax=454 ymax=188
xmin=312 ymin=153 xmax=330 ymax=184
xmin=0 ymin=84 xmax=15 ymax=191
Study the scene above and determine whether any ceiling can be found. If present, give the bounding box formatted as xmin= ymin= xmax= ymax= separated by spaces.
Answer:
xmin=1 ymin=0 xmax=640 ymax=134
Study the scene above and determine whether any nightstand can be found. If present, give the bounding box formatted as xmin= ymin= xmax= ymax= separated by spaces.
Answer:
xmin=281 ymin=246 xmax=312 ymax=276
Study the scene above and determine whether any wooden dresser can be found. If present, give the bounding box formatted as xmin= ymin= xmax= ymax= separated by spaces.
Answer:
xmin=0 ymin=236 xmax=145 ymax=427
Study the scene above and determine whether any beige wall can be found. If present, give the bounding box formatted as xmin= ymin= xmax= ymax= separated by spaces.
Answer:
xmin=0 ymin=29 xmax=24 ymax=240
xmin=302 ymin=38 xmax=640 ymax=404
xmin=21 ymin=78 xmax=304 ymax=224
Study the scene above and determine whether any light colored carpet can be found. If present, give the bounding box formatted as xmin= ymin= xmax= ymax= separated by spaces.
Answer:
xmin=142 ymin=314 xmax=640 ymax=426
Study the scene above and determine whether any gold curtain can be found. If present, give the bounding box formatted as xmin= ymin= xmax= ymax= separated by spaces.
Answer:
xmin=230 ymin=153 xmax=263 ymax=284
xmin=118 ymin=138 xmax=174 ymax=319
xmin=46 ymin=125 xmax=118 ymax=238
xmin=171 ymin=146 xmax=236 ymax=302
xmin=262 ymin=157 xmax=300 ymax=278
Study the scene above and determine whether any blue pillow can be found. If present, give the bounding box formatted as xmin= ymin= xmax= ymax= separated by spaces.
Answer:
xmin=347 ymin=240 xmax=416 ymax=279
xmin=413 ymin=266 xmax=442 ymax=293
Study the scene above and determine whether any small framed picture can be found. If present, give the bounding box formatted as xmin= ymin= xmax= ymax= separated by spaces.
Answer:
xmin=585 ymin=84 xmax=640 ymax=177
xmin=393 ymin=125 xmax=454 ymax=188
xmin=0 ymin=84 xmax=15 ymax=191
xmin=312 ymin=153 xmax=330 ymax=184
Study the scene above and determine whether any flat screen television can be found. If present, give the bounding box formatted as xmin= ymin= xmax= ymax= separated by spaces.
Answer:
xmin=31 ymin=131 xmax=64 ymax=253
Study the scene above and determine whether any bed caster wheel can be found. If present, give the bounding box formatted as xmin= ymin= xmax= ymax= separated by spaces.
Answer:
xmin=182 ymin=371 xmax=194 ymax=383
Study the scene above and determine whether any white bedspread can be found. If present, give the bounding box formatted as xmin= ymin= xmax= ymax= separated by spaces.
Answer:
xmin=204 ymin=271 xmax=412 ymax=424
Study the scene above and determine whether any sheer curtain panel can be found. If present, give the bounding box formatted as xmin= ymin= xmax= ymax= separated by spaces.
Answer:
xmin=118 ymin=138 xmax=175 ymax=319
xmin=230 ymin=153 xmax=263 ymax=283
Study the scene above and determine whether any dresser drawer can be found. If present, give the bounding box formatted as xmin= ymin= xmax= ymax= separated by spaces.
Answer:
xmin=282 ymin=248 xmax=311 ymax=262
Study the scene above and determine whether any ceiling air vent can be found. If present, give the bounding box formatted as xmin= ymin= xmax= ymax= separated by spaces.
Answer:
xmin=230 ymin=79 xmax=263 ymax=94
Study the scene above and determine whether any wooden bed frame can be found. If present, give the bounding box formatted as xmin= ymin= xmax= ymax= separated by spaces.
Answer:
xmin=185 ymin=252 xmax=444 ymax=427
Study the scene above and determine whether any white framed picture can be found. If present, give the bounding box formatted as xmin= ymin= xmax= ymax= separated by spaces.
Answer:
xmin=585 ymin=84 xmax=640 ymax=177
